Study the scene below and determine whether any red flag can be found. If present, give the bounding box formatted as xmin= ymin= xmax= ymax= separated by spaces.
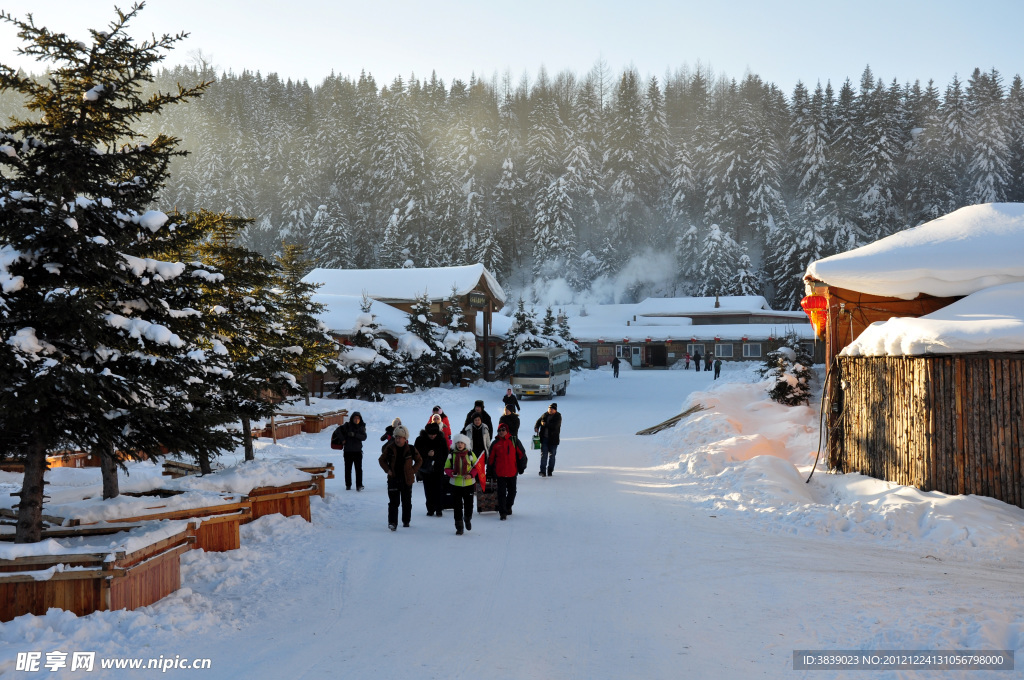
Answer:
xmin=472 ymin=451 xmax=487 ymax=492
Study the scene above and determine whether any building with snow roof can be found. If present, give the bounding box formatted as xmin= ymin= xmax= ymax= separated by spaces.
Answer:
xmin=803 ymin=202 xmax=1024 ymax=510
xmin=568 ymin=296 xmax=818 ymax=368
xmin=302 ymin=264 xmax=506 ymax=379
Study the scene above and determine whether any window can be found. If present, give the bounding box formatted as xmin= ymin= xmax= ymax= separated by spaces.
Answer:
xmin=715 ymin=344 xmax=733 ymax=358
xmin=616 ymin=345 xmax=630 ymax=358
xmin=686 ymin=343 xmax=704 ymax=356
xmin=514 ymin=357 xmax=550 ymax=378
xmin=743 ymin=343 xmax=761 ymax=358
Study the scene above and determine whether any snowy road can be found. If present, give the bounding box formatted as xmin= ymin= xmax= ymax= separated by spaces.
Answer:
xmin=3 ymin=367 xmax=1021 ymax=679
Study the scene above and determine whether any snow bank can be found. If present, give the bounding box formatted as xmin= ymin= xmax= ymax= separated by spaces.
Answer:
xmin=0 ymin=520 xmax=192 ymax=561
xmin=655 ymin=365 xmax=1024 ymax=556
xmin=842 ymin=281 xmax=1024 ymax=356
xmin=165 ymin=460 xmax=312 ymax=494
xmin=806 ymin=202 xmax=1024 ymax=299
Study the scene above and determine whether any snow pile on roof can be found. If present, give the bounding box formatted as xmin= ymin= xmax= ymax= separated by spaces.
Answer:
xmin=841 ymin=282 xmax=1024 ymax=356
xmin=311 ymin=293 xmax=408 ymax=337
xmin=806 ymin=203 xmax=1024 ymax=299
xmin=303 ymin=263 xmax=505 ymax=304
xmin=634 ymin=295 xmax=771 ymax=316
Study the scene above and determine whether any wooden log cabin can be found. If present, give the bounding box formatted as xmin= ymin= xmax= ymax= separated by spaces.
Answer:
xmin=802 ymin=203 xmax=1024 ymax=508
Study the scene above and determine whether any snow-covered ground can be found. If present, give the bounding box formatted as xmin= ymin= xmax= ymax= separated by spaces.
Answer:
xmin=2 ymin=364 xmax=1023 ymax=679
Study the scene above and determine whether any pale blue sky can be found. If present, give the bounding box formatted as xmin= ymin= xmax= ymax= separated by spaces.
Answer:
xmin=1 ymin=1 xmax=1021 ymax=93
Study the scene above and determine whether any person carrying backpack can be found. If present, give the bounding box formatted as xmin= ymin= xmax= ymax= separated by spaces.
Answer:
xmin=444 ymin=434 xmax=479 ymax=536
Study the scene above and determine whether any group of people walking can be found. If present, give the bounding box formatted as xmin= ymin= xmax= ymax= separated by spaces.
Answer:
xmin=329 ymin=390 xmax=563 ymax=536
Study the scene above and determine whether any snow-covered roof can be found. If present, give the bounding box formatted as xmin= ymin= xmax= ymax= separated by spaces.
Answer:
xmin=312 ymin=293 xmax=409 ymax=337
xmin=806 ymin=203 xmax=1024 ymax=300
xmin=634 ymin=295 xmax=777 ymax=316
xmin=841 ymin=281 xmax=1024 ymax=357
xmin=303 ymin=263 xmax=506 ymax=305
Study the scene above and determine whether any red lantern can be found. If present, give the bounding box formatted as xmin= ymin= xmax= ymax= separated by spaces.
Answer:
xmin=800 ymin=295 xmax=829 ymax=338
xmin=714 ymin=336 xmax=721 ymax=342
xmin=741 ymin=336 xmax=748 ymax=342
xmin=598 ymin=338 xmax=604 ymax=344
xmin=623 ymin=338 xmax=630 ymax=344
xmin=645 ymin=337 xmax=652 ymax=343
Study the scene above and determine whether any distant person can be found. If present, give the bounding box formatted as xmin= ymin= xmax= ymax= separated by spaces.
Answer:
xmin=534 ymin=403 xmax=562 ymax=477
xmin=488 ymin=424 xmax=525 ymax=520
xmin=445 ymin=434 xmax=479 ymax=535
xmin=683 ymin=352 xmax=691 ymax=369
xmin=502 ymin=388 xmax=521 ymax=414
xmin=414 ymin=422 xmax=449 ymax=516
xmin=378 ymin=426 xmax=422 ymax=532
xmin=612 ymin=356 xmax=620 ymax=378
xmin=714 ymin=357 xmax=722 ymax=380
xmin=335 ymin=411 xmax=367 ymax=491
xmin=428 ymin=405 xmax=452 ymax=445
xmin=463 ymin=400 xmax=493 ymax=432
xmin=692 ymin=349 xmax=701 ymax=373
xmin=704 ymin=353 xmax=713 ymax=371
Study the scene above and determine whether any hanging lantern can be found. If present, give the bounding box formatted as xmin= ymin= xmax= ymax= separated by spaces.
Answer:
xmin=645 ymin=337 xmax=652 ymax=343
xmin=623 ymin=338 xmax=630 ymax=344
xmin=741 ymin=336 xmax=748 ymax=342
xmin=800 ymin=295 xmax=829 ymax=338
xmin=598 ymin=338 xmax=604 ymax=344
xmin=714 ymin=336 xmax=721 ymax=342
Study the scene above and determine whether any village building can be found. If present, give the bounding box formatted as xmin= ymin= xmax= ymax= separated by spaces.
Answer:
xmin=302 ymin=263 xmax=506 ymax=379
xmin=803 ymin=202 xmax=1024 ymax=509
xmin=567 ymin=295 xmax=820 ymax=368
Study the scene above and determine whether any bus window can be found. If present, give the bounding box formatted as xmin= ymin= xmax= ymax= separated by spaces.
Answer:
xmin=514 ymin=356 xmax=550 ymax=378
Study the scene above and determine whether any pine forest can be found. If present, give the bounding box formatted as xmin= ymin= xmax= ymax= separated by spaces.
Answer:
xmin=6 ymin=61 xmax=1022 ymax=310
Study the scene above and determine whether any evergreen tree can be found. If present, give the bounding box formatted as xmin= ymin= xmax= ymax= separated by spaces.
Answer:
xmin=193 ymin=212 xmax=297 ymax=465
xmin=541 ymin=306 xmax=558 ymax=337
xmin=532 ymin=175 xmax=577 ymax=279
xmin=495 ymin=299 xmax=545 ymax=379
xmin=759 ymin=331 xmax=814 ymax=406
xmin=556 ymin=310 xmax=584 ymax=369
xmin=441 ymin=285 xmax=481 ymax=385
xmin=308 ymin=199 xmax=355 ymax=269
xmin=275 ymin=244 xmax=339 ymax=404
xmin=0 ymin=6 xmax=235 ymax=542
xmin=605 ymin=69 xmax=652 ymax=244
xmin=1006 ymin=76 xmax=1024 ymax=203
xmin=399 ymin=292 xmax=445 ymax=388
xmin=694 ymin=225 xmax=741 ymax=297
xmin=335 ymin=295 xmax=404 ymax=401
xmin=966 ymin=68 xmax=1011 ymax=204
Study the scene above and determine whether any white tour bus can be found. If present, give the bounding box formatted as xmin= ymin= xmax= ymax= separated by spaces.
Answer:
xmin=510 ymin=347 xmax=571 ymax=398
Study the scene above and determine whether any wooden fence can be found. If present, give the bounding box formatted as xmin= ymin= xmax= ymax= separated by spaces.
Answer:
xmin=832 ymin=354 xmax=1024 ymax=509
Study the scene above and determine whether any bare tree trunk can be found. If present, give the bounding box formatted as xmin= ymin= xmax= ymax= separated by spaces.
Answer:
xmin=99 ymin=446 xmax=119 ymax=499
xmin=197 ymin=449 xmax=212 ymax=475
xmin=15 ymin=439 xmax=48 ymax=543
xmin=241 ymin=417 xmax=255 ymax=461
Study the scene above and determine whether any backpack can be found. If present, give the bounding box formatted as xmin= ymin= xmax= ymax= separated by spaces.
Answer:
xmin=514 ymin=437 xmax=528 ymax=475
xmin=330 ymin=426 xmax=345 ymax=450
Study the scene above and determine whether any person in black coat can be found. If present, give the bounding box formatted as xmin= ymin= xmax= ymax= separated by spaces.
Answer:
xmin=336 ymin=411 xmax=368 ymax=490
xmin=692 ymin=349 xmax=701 ymax=372
xmin=502 ymin=388 xmax=520 ymax=414
xmin=534 ymin=403 xmax=562 ymax=477
xmin=414 ymin=423 xmax=450 ymax=516
xmin=499 ymin=406 xmax=521 ymax=439
xmin=463 ymin=400 xmax=493 ymax=432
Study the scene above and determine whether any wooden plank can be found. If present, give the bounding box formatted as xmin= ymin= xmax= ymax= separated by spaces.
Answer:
xmin=0 ymin=568 xmax=127 ymax=584
xmin=0 ymin=553 xmax=110 ymax=568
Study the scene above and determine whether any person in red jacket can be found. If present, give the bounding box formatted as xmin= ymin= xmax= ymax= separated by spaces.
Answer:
xmin=488 ymin=424 xmax=524 ymax=520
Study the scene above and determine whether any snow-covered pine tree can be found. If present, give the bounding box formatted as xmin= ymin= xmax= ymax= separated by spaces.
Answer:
xmin=965 ymin=68 xmax=1011 ymax=204
xmin=0 ymin=7 xmax=237 ymax=541
xmin=941 ymin=75 xmax=972 ymax=205
xmin=1007 ymin=75 xmax=1024 ymax=203
xmin=192 ymin=212 xmax=299 ymax=465
xmin=854 ymin=74 xmax=905 ymax=240
xmin=733 ymin=251 xmax=763 ymax=297
xmin=399 ymin=292 xmax=445 ymax=388
xmin=275 ymin=244 xmax=340 ymax=404
xmin=904 ymin=80 xmax=957 ymax=225
xmin=335 ymin=294 xmax=404 ymax=401
xmin=532 ymin=175 xmax=577 ymax=279
xmin=308 ymin=200 xmax=356 ymax=268
xmin=495 ymin=298 xmax=545 ymax=379
xmin=556 ymin=310 xmax=584 ymax=369
xmin=605 ymin=69 xmax=652 ymax=244
xmin=759 ymin=331 xmax=814 ymax=406
xmin=674 ymin=223 xmax=702 ymax=291
xmin=694 ymin=225 xmax=741 ymax=297
xmin=541 ymin=306 xmax=558 ymax=338
xmin=441 ymin=284 xmax=481 ymax=385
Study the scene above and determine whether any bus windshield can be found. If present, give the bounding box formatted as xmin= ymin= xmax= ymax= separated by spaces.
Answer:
xmin=514 ymin=356 xmax=550 ymax=378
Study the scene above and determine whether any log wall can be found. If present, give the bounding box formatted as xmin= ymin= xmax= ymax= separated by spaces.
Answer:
xmin=833 ymin=354 xmax=1024 ymax=508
